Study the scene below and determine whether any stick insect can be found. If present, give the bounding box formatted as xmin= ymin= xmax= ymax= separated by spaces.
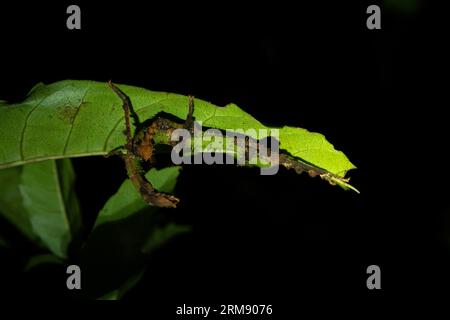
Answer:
xmin=107 ymin=81 xmax=356 ymax=207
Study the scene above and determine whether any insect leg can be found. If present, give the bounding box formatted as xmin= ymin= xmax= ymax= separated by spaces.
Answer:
xmin=104 ymin=145 xmax=126 ymax=158
xmin=183 ymin=95 xmax=195 ymax=130
xmin=108 ymin=81 xmax=134 ymax=151
xmin=108 ymin=81 xmax=180 ymax=208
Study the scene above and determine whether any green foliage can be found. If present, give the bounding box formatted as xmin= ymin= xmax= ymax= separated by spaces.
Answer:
xmin=79 ymin=166 xmax=188 ymax=299
xmin=0 ymin=80 xmax=358 ymax=299
xmin=0 ymin=80 xmax=355 ymax=179
xmin=23 ymin=253 xmax=64 ymax=272
xmin=20 ymin=159 xmax=81 ymax=258
xmin=0 ymin=166 xmax=38 ymax=242
xmin=94 ymin=166 xmax=181 ymax=227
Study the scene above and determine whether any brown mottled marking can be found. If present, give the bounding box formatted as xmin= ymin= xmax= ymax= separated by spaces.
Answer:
xmin=308 ymin=170 xmax=319 ymax=178
xmin=134 ymin=124 xmax=156 ymax=161
xmin=56 ymin=105 xmax=79 ymax=124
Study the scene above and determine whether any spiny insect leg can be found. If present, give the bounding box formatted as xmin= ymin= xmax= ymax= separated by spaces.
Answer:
xmin=183 ymin=95 xmax=195 ymax=130
xmin=108 ymin=81 xmax=179 ymax=208
xmin=108 ymin=81 xmax=135 ymax=151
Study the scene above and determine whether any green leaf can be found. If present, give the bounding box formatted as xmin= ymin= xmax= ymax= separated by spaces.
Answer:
xmin=81 ymin=166 xmax=187 ymax=298
xmin=97 ymin=290 xmax=120 ymax=301
xmin=97 ymin=269 xmax=146 ymax=300
xmin=19 ymin=159 xmax=82 ymax=258
xmin=278 ymin=126 xmax=354 ymax=177
xmin=0 ymin=166 xmax=39 ymax=242
xmin=141 ymin=222 xmax=191 ymax=254
xmin=0 ymin=80 xmax=356 ymax=181
xmin=23 ymin=253 xmax=64 ymax=272
xmin=94 ymin=166 xmax=181 ymax=228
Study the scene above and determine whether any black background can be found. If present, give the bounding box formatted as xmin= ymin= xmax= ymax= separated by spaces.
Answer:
xmin=0 ymin=0 xmax=449 ymax=312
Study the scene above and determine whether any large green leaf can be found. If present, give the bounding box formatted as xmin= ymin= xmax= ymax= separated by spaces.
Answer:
xmin=19 ymin=159 xmax=82 ymax=258
xmin=81 ymin=166 xmax=188 ymax=298
xmin=97 ymin=269 xmax=146 ymax=300
xmin=0 ymin=80 xmax=356 ymax=180
xmin=0 ymin=166 xmax=38 ymax=242
xmin=23 ymin=253 xmax=64 ymax=272
xmin=141 ymin=222 xmax=191 ymax=254
xmin=94 ymin=166 xmax=181 ymax=228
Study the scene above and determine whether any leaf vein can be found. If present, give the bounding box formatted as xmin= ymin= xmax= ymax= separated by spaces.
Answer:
xmin=19 ymin=84 xmax=72 ymax=161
